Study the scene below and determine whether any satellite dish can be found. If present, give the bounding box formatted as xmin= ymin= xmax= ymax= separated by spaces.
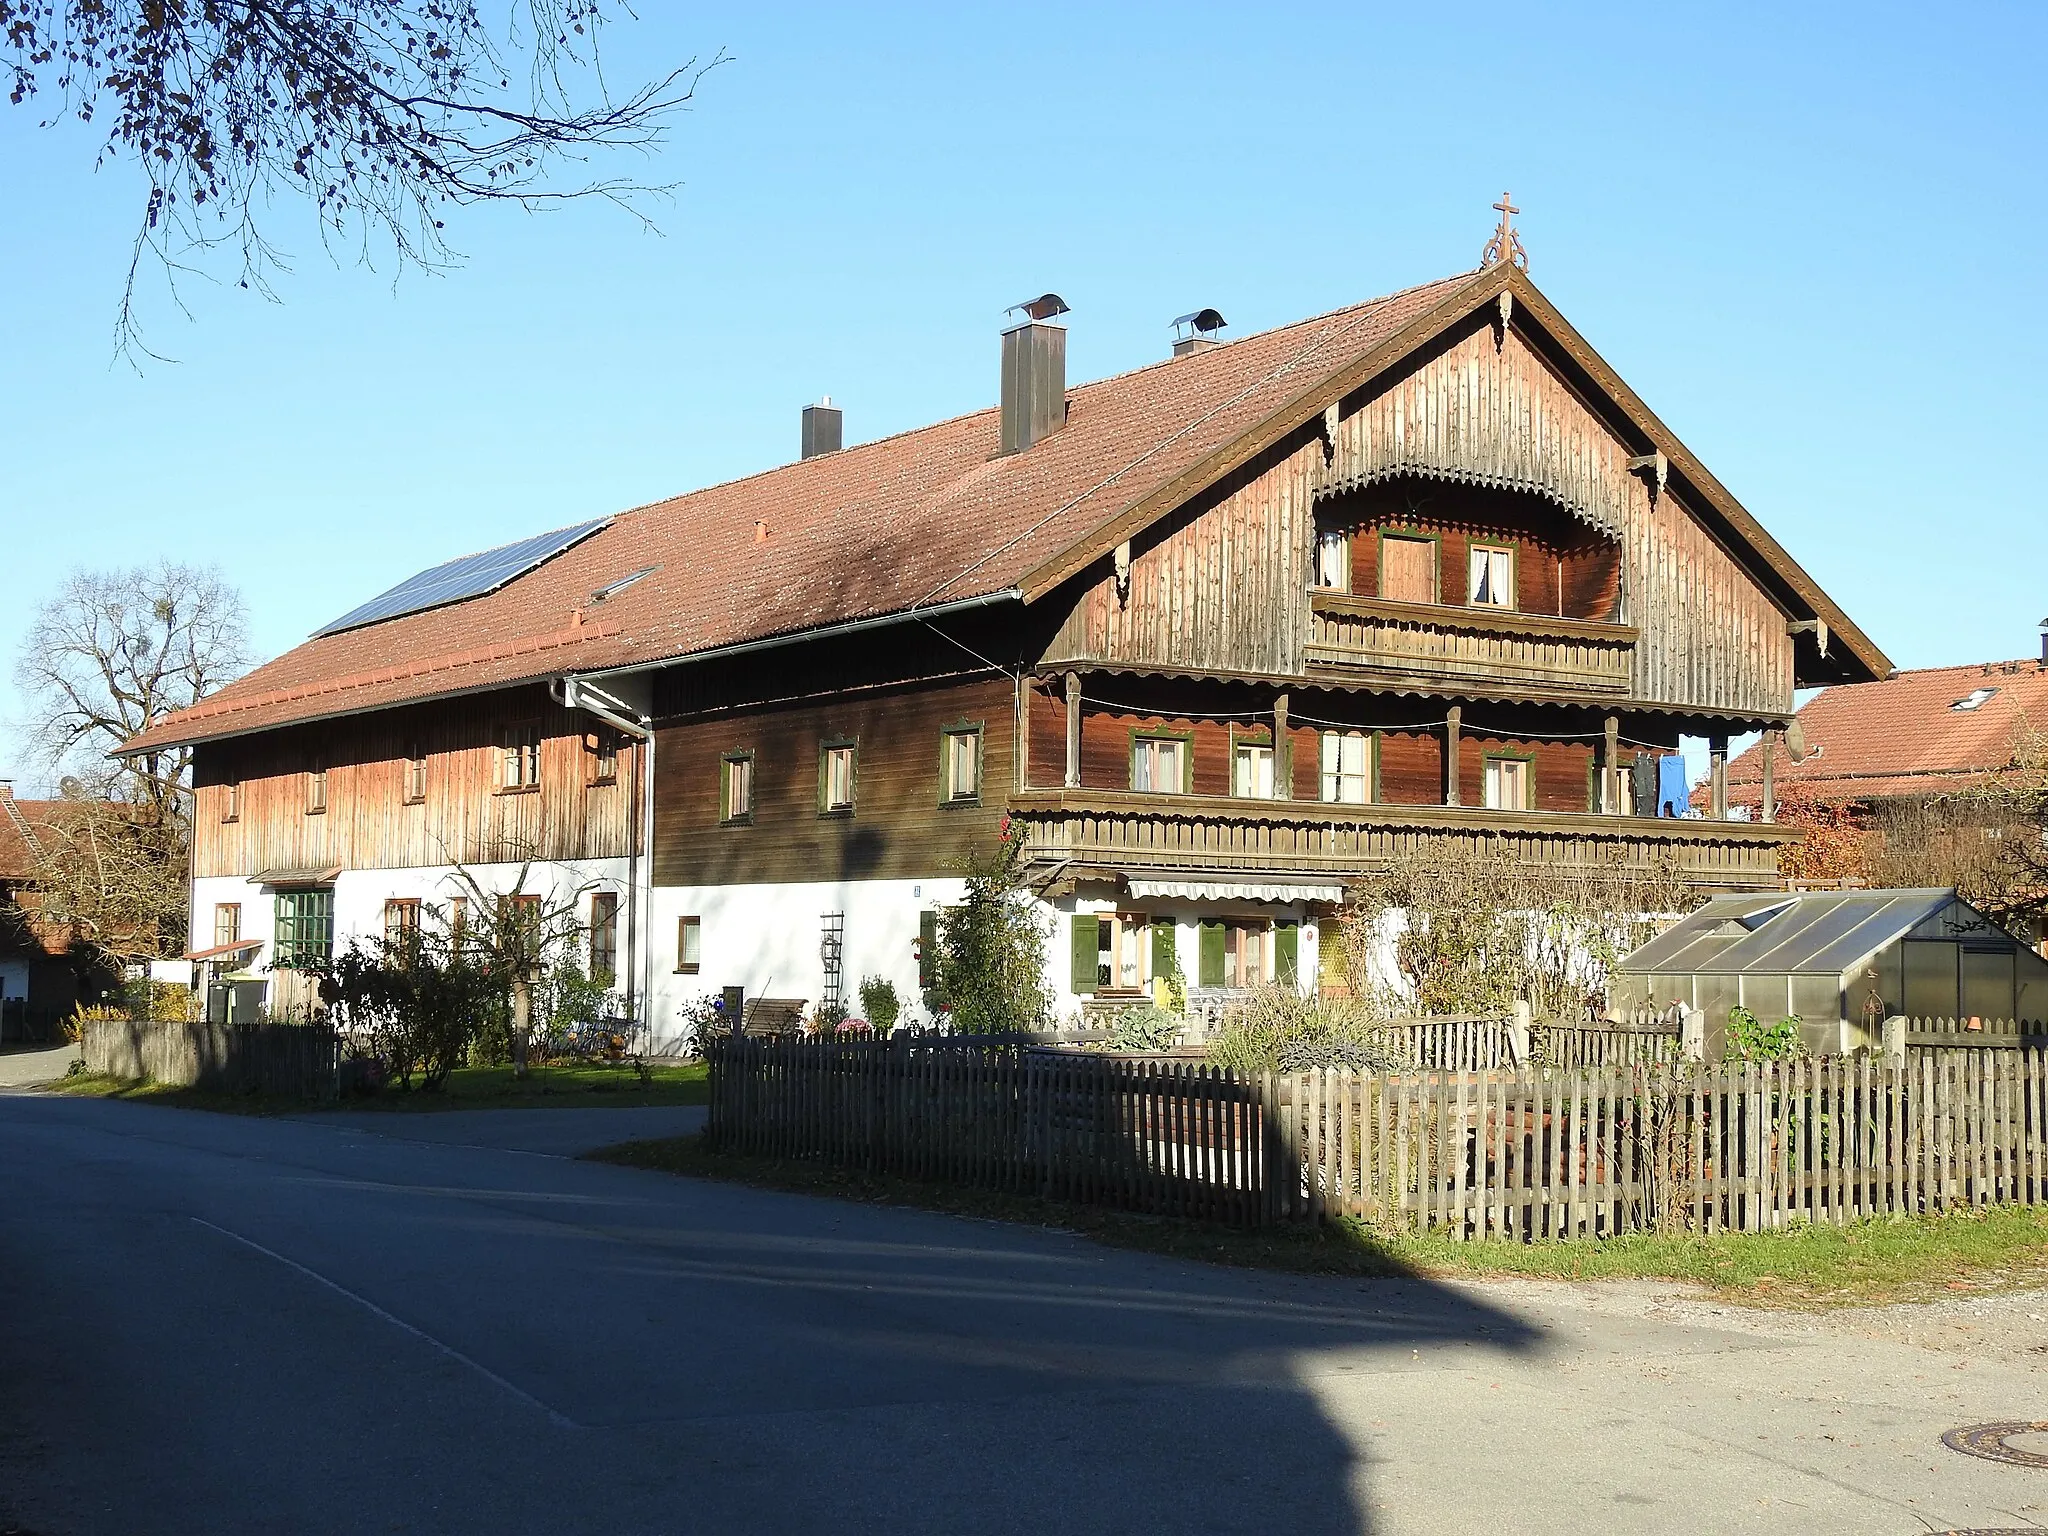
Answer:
xmin=58 ymin=775 xmax=84 ymax=798
xmin=1784 ymin=720 xmax=1810 ymax=762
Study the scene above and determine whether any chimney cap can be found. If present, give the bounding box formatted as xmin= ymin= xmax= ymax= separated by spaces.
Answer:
xmin=1005 ymin=293 xmax=1070 ymax=324
xmin=1171 ymin=308 xmax=1227 ymax=342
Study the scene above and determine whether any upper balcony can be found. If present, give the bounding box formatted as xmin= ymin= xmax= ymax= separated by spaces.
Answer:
xmin=1305 ymin=592 xmax=1637 ymax=697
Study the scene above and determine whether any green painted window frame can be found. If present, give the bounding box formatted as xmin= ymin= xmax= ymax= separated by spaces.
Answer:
xmin=1274 ymin=921 xmax=1300 ymax=988
xmin=1483 ymin=749 xmax=1538 ymax=812
xmin=938 ymin=719 xmax=985 ymax=807
xmin=1070 ymin=913 xmax=1103 ymax=995
xmin=1376 ymin=527 xmax=1442 ymax=604
xmin=818 ymin=737 xmax=858 ymax=817
xmin=720 ymin=750 xmax=755 ymax=826
xmin=1466 ymin=538 xmax=1520 ymax=611
xmin=1129 ymin=728 xmax=1195 ymax=794
xmin=272 ymin=888 xmax=334 ymax=970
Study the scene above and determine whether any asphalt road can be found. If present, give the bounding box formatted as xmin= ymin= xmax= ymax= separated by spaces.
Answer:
xmin=2 ymin=1094 xmax=2044 ymax=1536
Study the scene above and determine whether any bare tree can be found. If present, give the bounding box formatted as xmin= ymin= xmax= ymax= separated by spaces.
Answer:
xmin=12 ymin=562 xmax=250 ymax=956
xmin=0 ymin=2 xmax=722 ymax=352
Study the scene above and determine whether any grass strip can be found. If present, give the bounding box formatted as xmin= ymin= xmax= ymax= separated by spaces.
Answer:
xmin=45 ymin=1060 xmax=708 ymax=1116
xmin=587 ymin=1132 xmax=2048 ymax=1309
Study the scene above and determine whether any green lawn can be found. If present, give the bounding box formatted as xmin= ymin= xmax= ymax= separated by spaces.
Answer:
xmin=588 ymin=1132 xmax=2048 ymax=1309
xmin=49 ymin=1059 xmax=708 ymax=1115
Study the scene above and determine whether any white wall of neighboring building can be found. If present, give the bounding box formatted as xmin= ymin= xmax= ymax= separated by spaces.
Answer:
xmin=643 ymin=876 xmax=966 ymax=1053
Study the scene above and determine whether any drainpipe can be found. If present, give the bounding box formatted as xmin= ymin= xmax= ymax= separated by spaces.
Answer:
xmin=554 ymin=676 xmax=656 ymax=1050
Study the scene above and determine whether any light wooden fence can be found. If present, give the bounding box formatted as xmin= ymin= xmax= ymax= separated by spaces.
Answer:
xmin=84 ymin=1020 xmax=338 ymax=1097
xmin=708 ymin=1036 xmax=2048 ymax=1237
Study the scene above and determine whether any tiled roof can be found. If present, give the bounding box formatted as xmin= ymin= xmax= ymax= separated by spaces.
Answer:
xmin=125 ymin=272 xmax=1479 ymax=755
xmin=0 ymin=796 xmax=58 ymax=883
xmin=1727 ymin=657 xmax=2048 ymax=802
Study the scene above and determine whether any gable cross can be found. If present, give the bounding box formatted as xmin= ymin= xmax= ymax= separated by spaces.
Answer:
xmin=1483 ymin=192 xmax=1528 ymax=272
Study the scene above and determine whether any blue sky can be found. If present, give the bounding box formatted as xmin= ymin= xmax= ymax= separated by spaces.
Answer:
xmin=2 ymin=1 xmax=2043 ymax=789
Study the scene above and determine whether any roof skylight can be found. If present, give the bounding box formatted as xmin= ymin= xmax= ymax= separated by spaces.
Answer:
xmin=1950 ymin=687 xmax=1999 ymax=712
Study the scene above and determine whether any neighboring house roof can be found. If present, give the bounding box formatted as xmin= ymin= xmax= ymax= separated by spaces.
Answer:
xmin=0 ymin=794 xmax=57 ymax=884
xmin=1728 ymin=657 xmax=2048 ymax=803
xmin=121 ymin=263 xmax=1889 ymax=757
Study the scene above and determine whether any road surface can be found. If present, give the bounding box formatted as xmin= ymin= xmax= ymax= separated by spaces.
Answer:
xmin=1 ymin=1093 xmax=2043 ymax=1534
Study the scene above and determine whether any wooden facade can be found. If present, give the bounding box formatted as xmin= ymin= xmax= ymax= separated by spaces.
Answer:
xmin=190 ymin=686 xmax=634 ymax=878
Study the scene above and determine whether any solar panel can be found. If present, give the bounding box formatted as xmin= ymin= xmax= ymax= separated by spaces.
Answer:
xmin=312 ymin=517 xmax=612 ymax=638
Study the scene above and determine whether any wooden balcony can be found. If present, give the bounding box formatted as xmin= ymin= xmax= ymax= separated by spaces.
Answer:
xmin=1305 ymin=592 xmax=1637 ymax=696
xmin=1009 ymin=790 xmax=1796 ymax=891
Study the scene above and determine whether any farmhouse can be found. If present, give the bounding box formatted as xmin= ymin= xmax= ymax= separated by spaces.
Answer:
xmin=121 ymin=225 xmax=1889 ymax=1048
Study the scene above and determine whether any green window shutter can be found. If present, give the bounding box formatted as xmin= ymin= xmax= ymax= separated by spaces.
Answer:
xmin=918 ymin=909 xmax=939 ymax=991
xmin=1150 ymin=918 xmax=1175 ymax=978
xmin=1198 ymin=922 xmax=1225 ymax=988
xmin=1070 ymin=914 xmax=1100 ymax=994
xmin=1274 ymin=922 xmax=1300 ymax=987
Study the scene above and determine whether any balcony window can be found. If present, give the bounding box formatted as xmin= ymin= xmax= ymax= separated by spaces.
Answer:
xmin=1469 ymin=543 xmax=1516 ymax=609
xmin=1233 ymin=742 xmax=1275 ymax=798
xmin=1131 ymin=734 xmax=1188 ymax=793
xmin=1484 ymin=754 xmax=1533 ymax=811
xmin=1319 ymin=731 xmax=1371 ymax=805
xmin=1379 ymin=532 xmax=1437 ymax=604
xmin=1315 ymin=530 xmax=1351 ymax=591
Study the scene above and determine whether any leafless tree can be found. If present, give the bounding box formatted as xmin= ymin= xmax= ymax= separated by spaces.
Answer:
xmin=12 ymin=562 xmax=250 ymax=955
xmin=0 ymin=2 xmax=722 ymax=353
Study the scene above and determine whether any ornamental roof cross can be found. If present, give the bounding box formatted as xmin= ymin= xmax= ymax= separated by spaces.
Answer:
xmin=1483 ymin=191 xmax=1528 ymax=272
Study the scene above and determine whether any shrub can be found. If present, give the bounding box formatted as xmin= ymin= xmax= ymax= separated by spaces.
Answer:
xmin=316 ymin=931 xmax=500 ymax=1091
xmin=858 ymin=975 xmax=901 ymax=1035
xmin=1725 ymin=1005 xmax=1806 ymax=1061
xmin=1106 ymin=1004 xmax=1182 ymax=1052
xmin=1208 ymin=986 xmax=1408 ymax=1076
xmin=933 ymin=827 xmax=1052 ymax=1035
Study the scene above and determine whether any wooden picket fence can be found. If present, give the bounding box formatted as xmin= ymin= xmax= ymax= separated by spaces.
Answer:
xmin=708 ymin=1035 xmax=2048 ymax=1237
xmin=1287 ymin=1050 xmax=2048 ymax=1236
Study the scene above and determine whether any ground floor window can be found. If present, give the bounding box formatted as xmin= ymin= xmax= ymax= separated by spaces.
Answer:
xmin=213 ymin=903 xmax=241 ymax=948
xmin=273 ymin=889 xmax=334 ymax=969
xmin=383 ymin=898 xmax=421 ymax=947
xmin=589 ymin=892 xmax=620 ymax=982
xmin=675 ymin=914 xmax=701 ymax=975
xmin=1199 ymin=920 xmax=1300 ymax=989
xmin=1070 ymin=912 xmax=1175 ymax=995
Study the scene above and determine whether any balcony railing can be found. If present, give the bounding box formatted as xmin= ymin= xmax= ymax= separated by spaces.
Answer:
xmin=1009 ymin=790 xmax=1794 ymax=890
xmin=1305 ymin=592 xmax=1637 ymax=696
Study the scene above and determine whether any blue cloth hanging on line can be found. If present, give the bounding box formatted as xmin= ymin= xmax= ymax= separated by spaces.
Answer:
xmin=1657 ymin=754 xmax=1689 ymax=818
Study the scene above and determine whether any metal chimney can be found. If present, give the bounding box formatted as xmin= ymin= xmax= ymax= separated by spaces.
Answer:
xmin=999 ymin=294 xmax=1070 ymax=455
xmin=801 ymin=398 xmax=842 ymax=460
xmin=2038 ymin=615 xmax=2047 ymax=664
xmin=1170 ymin=308 xmax=1227 ymax=357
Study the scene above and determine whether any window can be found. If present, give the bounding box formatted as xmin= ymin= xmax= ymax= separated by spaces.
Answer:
xmin=1484 ymin=754 xmax=1533 ymax=811
xmin=1469 ymin=543 xmax=1515 ymax=609
xmin=675 ymin=914 xmax=702 ymax=974
xmin=1099 ymin=912 xmax=1152 ymax=992
xmin=590 ymin=729 xmax=618 ymax=786
xmin=498 ymin=894 xmax=541 ymax=952
xmin=1950 ymin=687 xmax=1999 ymax=713
xmin=449 ymin=895 xmax=469 ymax=949
xmin=403 ymin=743 xmax=427 ymax=803
xmin=942 ymin=726 xmax=982 ymax=803
xmin=1198 ymin=920 xmax=1273 ymax=989
xmin=213 ymin=903 xmax=241 ymax=948
xmin=1315 ymin=529 xmax=1351 ymax=591
xmin=721 ymin=752 xmax=754 ymax=823
xmin=221 ymin=781 xmax=241 ymax=822
xmin=820 ymin=742 xmax=856 ymax=814
xmin=1379 ymin=532 xmax=1437 ymax=604
xmin=1319 ymin=731 xmax=1371 ymax=805
xmin=498 ymin=723 xmax=541 ymax=791
xmin=273 ymin=890 xmax=334 ymax=969
xmin=383 ymin=898 xmax=421 ymax=946
xmin=1131 ymin=734 xmax=1188 ymax=793
xmin=589 ymin=892 xmax=619 ymax=982
xmin=1233 ymin=741 xmax=1275 ymax=798
xmin=306 ymin=761 xmax=327 ymax=815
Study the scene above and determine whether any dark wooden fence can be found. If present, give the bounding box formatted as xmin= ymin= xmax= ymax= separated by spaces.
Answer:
xmin=708 ymin=1035 xmax=2048 ymax=1237
xmin=84 ymin=1020 xmax=338 ymax=1098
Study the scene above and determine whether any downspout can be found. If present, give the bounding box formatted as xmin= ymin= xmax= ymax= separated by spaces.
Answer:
xmin=553 ymin=677 xmax=656 ymax=1050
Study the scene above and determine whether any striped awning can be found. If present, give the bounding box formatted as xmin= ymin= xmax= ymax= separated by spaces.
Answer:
xmin=1126 ymin=877 xmax=1345 ymax=904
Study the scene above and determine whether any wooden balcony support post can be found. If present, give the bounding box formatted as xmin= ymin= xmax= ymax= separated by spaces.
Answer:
xmin=1760 ymin=729 xmax=1778 ymax=823
xmin=1444 ymin=705 xmax=1462 ymax=807
xmin=1063 ymin=671 xmax=1081 ymax=789
xmin=1709 ymin=734 xmax=1730 ymax=821
xmin=1273 ymin=692 xmax=1292 ymax=800
xmin=1602 ymin=715 xmax=1620 ymax=815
